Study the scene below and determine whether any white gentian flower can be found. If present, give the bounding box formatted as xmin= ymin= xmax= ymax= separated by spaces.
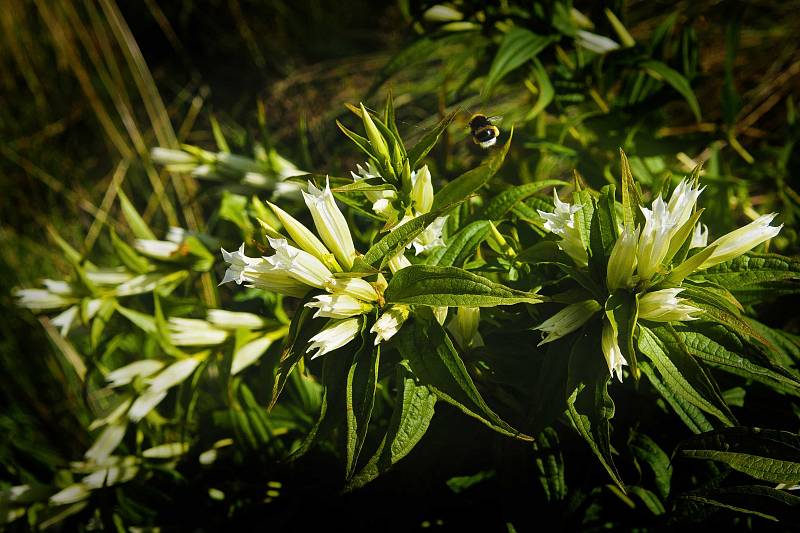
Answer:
xmin=409 ymin=215 xmax=448 ymax=256
xmin=329 ymin=277 xmax=380 ymax=302
xmin=220 ymin=244 xmax=259 ymax=285
xmin=575 ymin=30 xmax=620 ymax=54
xmin=638 ymin=288 xmax=701 ymax=322
xmin=267 ymin=201 xmax=337 ymax=270
xmin=666 ymin=180 xmax=704 ymax=230
xmin=690 ymin=222 xmax=708 ymax=248
xmin=14 ymin=287 xmax=74 ymax=310
xmin=371 ymin=305 xmax=410 ymax=345
xmin=433 ymin=306 xmax=448 ymax=326
xmin=51 ymin=305 xmax=79 ymax=336
xmin=537 ymin=191 xmax=588 ymax=266
xmin=266 ymin=237 xmax=335 ymax=290
xmin=448 ymin=307 xmax=483 ymax=349
xmin=637 ymin=196 xmax=674 ymax=280
xmin=305 ymin=294 xmax=373 ymax=319
xmin=106 ymin=360 xmax=165 ymax=388
xmin=168 ymin=318 xmax=229 ymax=346
xmin=411 ymin=165 xmax=434 ymax=214
xmin=606 ymin=225 xmax=640 ymax=290
xmin=601 ymin=319 xmax=627 ymax=382
xmin=207 ymin=309 xmax=267 ymax=330
xmin=535 ymin=300 xmax=601 ymax=346
xmin=306 ymin=318 xmax=361 ymax=359
xmin=302 ymin=179 xmax=357 ymax=269
xmin=387 ymin=252 xmax=412 ymax=274
xmin=699 ymin=213 xmax=782 ymax=269
xmin=135 ymin=239 xmax=180 ymax=259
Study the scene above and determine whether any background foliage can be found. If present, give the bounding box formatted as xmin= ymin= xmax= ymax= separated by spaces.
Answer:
xmin=2 ymin=0 xmax=799 ymax=529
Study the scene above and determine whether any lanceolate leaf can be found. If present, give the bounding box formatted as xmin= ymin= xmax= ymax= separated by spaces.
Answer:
xmin=483 ymin=28 xmax=554 ymax=95
xmin=619 ymin=150 xmax=643 ymax=230
xmin=639 ymin=360 xmax=713 ymax=434
xmin=346 ymin=362 xmax=437 ymax=490
xmin=396 ymin=317 xmax=532 ymax=440
xmin=476 ymin=180 xmax=567 ymax=222
xmin=407 ymin=109 xmax=458 ymax=168
xmin=641 ymin=59 xmax=702 ymax=122
xmin=533 ymin=427 xmax=567 ymax=502
xmin=638 ymin=325 xmax=735 ymax=427
xmin=690 ymin=253 xmax=800 ymax=295
xmin=428 ymin=221 xmax=491 ymax=268
xmin=345 ymin=329 xmax=380 ymax=478
xmin=361 ymin=203 xmax=458 ymax=268
xmin=432 ymin=130 xmax=513 ymax=211
xmin=269 ymin=300 xmax=318 ymax=410
xmin=385 ymin=265 xmax=542 ymax=307
xmin=676 ymin=485 xmax=800 ymax=523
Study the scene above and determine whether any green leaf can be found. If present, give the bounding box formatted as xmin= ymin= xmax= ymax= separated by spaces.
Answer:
xmin=593 ymin=184 xmax=619 ymax=259
xmin=605 ymin=290 xmax=639 ymax=379
xmin=690 ymin=253 xmax=800 ymax=298
xmin=525 ymin=59 xmax=554 ymax=120
xmin=641 ymin=60 xmax=702 ymax=122
xmin=345 ymin=329 xmax=380 ymax=478
xmin=477 ymin=180 xmax=567 ymax=222
xmin=428 ymin=221 xmax=491 ymax=268
xmin=110 ymin=230 xmax=151 ymax=275
xmin=566 ymin=323 xmax=625 ymax=490
xmin=118 ymin=190 xmax=157 ymax=240
xmin=676 ymin=485 xmax=800 ymax=523
xmin=336 ymin=120 xmax=381 ymax=167
xmin=385 ymin=265 xmax=542 ymax=307
xmin=618 ymin=149 xmax=643 ymax=230
xmin=629 ymin=486 xmax=666 ymax=515
xmin=361 ymin=203 xmax=457 ymax=268
xmin=639 ymin=360 xmax=713 ymax=433
xmin=678 ymin=427 xmax=800 ymax=485
xmin=629 ymin=432 xmax=672 ymax=500
xmin=407 ymin=109 xmax=458 ymax=168
xmin=269 ymin=298 xmax=319 ymax=410
xmin=397 ymin=317 xmax=532 ymax=440
xmin=638 ymin=325 xmax=735 ymax=427
xmin=532 ymin=427 xmax=567 ymax=502
xmin=346 ymin=362 xmax=437 ymax=491
xmin=674 ymin=324 xmax=800 ymax=397
xmin=219 ymin=192 xmax=254 ymax=238
xmin=432 ymin=130 xmax=513 ymax=211
xmin=483 ymin=28 xmax=554 ymax=96
xmin=572 ymin=188 xmax=595 ymax=262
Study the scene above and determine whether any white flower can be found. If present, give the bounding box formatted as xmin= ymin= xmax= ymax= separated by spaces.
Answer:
xmin=168 ymin=317 xmax=229 ymax=346
xmin=106 ymin=360 xmax=165 ymax=388
xmin=135 ymin=239 xmax=180 ymax=259
xmin=220 ymin=243 xmax=310 ymax=297
xmin=638 ymin=288 xmax=701 ymax=322
xmin=267 ymin=201 xmax=337 ymax=269
xmin=52 ymin=305 xmax=79 ymax=336
xmin=601 ymin=319 xmax=627 ymax=382
xmin=306 ymin=318 xmax=361 ymax=359
xmin=220 ymin=244 xmax=259 ymax=285
xmin=409 ymin=215 xmax=448 ymax=256
xmin=387 ymin=252 xmax=412 ymax=273
xmin=302 ymin=179 xmax=357 ymax=269
xmin=411 ymin=165 xmax=434 ymax=214
xmin=606 ymin=225 xmax=640 ymax=290
xmin=690 ymin=222 xmax=708 ymax=248
xmin=14 ymin=287 xmax=74 ymax=310
xmin=329 ymin=277 xmax=380 ymax=302
xmin=305 ymin=294 xmax=373 ymax=319
xmin=371 ymin=305 xmax=409 ymax=345
xmin=207 ymin=309 xmax=268 ymax=330
xmin=575 ymin=30 xmax=620 ymax=54
xmin=637 ymin=197 xmax=674 ymax=280
xmin=448 ymin=307 xmax=483 ymax=349
xmin=666 ymin=180 xmax=704 ymax=230
xmin=699 ymin=213 xmax=782 ymax=269
xmin=535 ymin=300 xmax=601 ymax=346
xmin=537 ymin=191 xmax=588 ymax=266
xmin=266 ymin=237 xmax=335 ymax=290
xmin=533 ymin=300 xmax=600 ymax=346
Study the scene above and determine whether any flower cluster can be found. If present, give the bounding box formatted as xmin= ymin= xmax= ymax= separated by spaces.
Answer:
xmin=221 ymin=178 xmax=410 ymax=357
xmin=536 ymin=178 xmax=783 ymax=381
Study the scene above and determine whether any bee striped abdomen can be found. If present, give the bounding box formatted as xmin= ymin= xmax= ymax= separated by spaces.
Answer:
xmin=469 ymin=113 xmax=500 ymax=148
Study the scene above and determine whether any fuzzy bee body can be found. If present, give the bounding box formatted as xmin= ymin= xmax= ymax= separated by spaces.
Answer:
xmin=468 ymin=113 xmax=500 ymax=148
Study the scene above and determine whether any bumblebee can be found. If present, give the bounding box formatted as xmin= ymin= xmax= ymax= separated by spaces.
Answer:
xmin=468 ymin=113 xmax=500 ymax=148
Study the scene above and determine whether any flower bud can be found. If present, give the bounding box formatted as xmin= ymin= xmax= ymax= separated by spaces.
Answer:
xmin=302 ymin=179 xmax=357 ymax=269
xmin=306 ymin=318 xmax=361 ymax=359
xmin=601 ymin=319 xmax=627 ymax=382
xmin=329 ymin=277 xmax=380 ymax=302
xmin=606 ymin=225 xmax=640 ymax=290
xmin=267 ymin=201 xmax=338 ymax=270
xmin=371 ymin=305 xmax=410 ymax=345
xmin=638 ymin=288 xmax=701 ymax=322
xmin=305 ymin=294 xmax=373 ymax=319
xmin=411 ymin=165 xmax=434 ymax=214
xmin=448 ymin=307 xmax=483 ymax=349
xmin=534 ymin=300 xmax=601 ymax=346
